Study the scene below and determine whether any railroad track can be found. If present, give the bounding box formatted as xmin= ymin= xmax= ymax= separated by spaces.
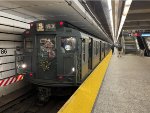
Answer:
xmin=0 ymin=90 xmax=34 ymax=113
xmin=1 ymin=95 xmax=69 ymax=113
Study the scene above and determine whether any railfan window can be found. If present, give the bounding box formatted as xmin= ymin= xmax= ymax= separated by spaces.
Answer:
xmin=82 ymin=39 xmax=86 ymax=62
xmin=61 ymin=37 xmax=76 ymax=53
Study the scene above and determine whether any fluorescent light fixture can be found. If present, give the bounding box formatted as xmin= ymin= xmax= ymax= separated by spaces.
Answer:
xmin=117 ymin=0 xmax=132 ymax=40
xmin=107 ymin=0 xmax=112 ymax=10
xmin=125 ymin=0 xmax=132 ymax=6
xmin=107 ymin=0 xmax=115 ymax=42
xmin=123 ymin=7 xmax=130 ymax=16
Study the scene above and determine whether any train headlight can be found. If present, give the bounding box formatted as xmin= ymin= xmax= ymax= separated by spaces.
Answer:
xmin=65 ymin=45 xmax=71 ymax=51
xmin=21 ymin=64 xmax=27 ymax=69
xmin=72 ymin=67 xmax=75 ymax=72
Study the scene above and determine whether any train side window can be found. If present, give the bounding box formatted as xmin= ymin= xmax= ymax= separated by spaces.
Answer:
xmin=101 ymin=43 xmax=104 ymax=52
xmin=96 ymin=41 xmax=99 ymax=55
xmin=100 ymin=41 xmax=101 ymax=52
xmin=93 ymin=41 xmax=96 ymax=55
xmin=82 ymin=39 xmax=86 ymax=62
xmin=24 ymin=37 xmax=33 ymax=52
xmin=61 ymin=37 xmax=76 ymax=53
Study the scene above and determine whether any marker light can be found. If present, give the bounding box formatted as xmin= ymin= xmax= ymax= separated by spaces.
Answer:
xmin=72 ymin=67 xmax=75 ymax=72
xmin=29 ymin=73 xmax=33 ymax=77
xmin=21 ymin=64 xmax=27 ymax=69
xmin=59 ymin=21 xmax=64 ymax=26
xmin=58 ymin=76 xmax=64 ymax=80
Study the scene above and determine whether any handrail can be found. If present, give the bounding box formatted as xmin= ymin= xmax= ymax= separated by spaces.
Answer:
xmin=141 ymin=37 xmax=149 ymax=56
xmin=133 ymin=36 xmax=139 ymax=54
xmin=122 ymin=36 xmax=126 ymax=54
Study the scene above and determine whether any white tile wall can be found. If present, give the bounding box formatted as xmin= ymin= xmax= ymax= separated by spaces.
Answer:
xmin=0 ymin=11 xmax=31 ymax=97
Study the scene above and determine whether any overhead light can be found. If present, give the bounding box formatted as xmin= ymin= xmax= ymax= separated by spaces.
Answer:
xmin=117 ymin=0 xmax=132 ymax=40
xmin=123 ymin=7 xmax=130 ymax=16
xmin=107 ymin=0 xmax=115 ymax=42
xmin=125 ymin=0 xmax=132 ymax=6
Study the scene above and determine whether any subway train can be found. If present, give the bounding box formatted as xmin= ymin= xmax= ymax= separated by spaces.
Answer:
xmin=21 ymin=20 xmax=111 ymax=101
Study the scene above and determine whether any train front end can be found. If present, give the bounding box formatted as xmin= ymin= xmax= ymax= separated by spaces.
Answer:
xmin=22 ymin=21 xmax=79 ymax=99
xmin=24 ymin=21 xmax=78 ymax=86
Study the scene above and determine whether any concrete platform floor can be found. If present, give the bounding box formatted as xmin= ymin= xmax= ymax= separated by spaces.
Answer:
xmin=93 ymin=54 xmax=150 ymax=113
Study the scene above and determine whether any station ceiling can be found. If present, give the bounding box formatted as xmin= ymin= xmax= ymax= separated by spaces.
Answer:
xmin=0 ymin=0 xmax=113 ymax=43
xmin=1 ymin=1 xmax=148 ymax=42
xmin=123 ymin=1 xmax=150 ymax=31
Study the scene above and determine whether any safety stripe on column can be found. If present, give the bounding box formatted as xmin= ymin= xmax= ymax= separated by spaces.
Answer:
xmin=58 ymin=51 xmax=112 ymax=113
xmin=0 ymin=75 xmax=24 ymax=87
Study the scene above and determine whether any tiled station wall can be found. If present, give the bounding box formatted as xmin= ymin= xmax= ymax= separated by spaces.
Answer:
xmin=0 ymin=11 xmax=30 ymax=97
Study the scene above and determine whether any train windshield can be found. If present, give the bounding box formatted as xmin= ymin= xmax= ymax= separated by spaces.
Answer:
xmin=61 ymin=37 xmax=76 ymax=53
xmin=38 ymin=36 xmax=56 ymax=60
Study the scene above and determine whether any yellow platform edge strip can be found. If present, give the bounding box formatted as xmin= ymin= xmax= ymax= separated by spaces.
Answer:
xmin=58 ymin=51 xmax=112 ymax=113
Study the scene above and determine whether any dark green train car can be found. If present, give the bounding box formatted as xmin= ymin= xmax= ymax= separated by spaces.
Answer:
xmin=22 ymin=20 xmax=111 ymax=100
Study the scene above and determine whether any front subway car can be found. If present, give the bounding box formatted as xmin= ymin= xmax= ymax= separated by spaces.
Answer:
xmin=23 ymin=21 xmax=84 ymax=100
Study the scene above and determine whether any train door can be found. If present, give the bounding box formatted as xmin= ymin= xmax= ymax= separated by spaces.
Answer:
xmin=144 ymin=37 xmax=150 ymax=56
xmin=104 ymin=43 xmax=106 ymax=57
xmin=99 ymin=41 xmax=101 ymax=61
xmin=36 ymin=35 xmax=57 ymax=80
xmin=101 ymin=42 xmax=104 ymax=60
xmin=57 ymin=37 xmax=77 ymax=82
xmin=88 ymin=38 xmax=92 ymax=70
xmin=105 ymin=43 xmax=107 ymax=55
xmin=81 ymin=38 xmax=89 ymax=80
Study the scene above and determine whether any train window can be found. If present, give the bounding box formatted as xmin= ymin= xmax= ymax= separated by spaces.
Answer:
xmin=82 ymin=39 xmax=86 ymax=62
xmin=94 ymin=41 xmax=96 ymax=55
xmin=61 ymin=37 xmax=76 ymax=52
xmin=101 ymin=43 xmax=104 ymax=52
xmin=39 ymin=37 xmax=56 ymax=59
xmin=96 ymin=42 xmax=99 ymax=55
xmin=24 ymin=37 xmax=33 ymax=52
